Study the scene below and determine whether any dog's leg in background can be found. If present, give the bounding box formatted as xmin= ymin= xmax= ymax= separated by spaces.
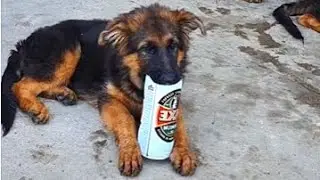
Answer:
xmin=170 ymin=104 xmax=197 ymax=176
xmin=100 ymin=98 xmax=143 ymax=177
xmin=298 ymin=14 xmax=320 ymax=33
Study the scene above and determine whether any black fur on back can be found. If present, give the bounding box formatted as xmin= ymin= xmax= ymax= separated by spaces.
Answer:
xmin=69 ymin=21 xmax=110 ymax=93
xmin=18 ymin=20 xmax=106 ymax=81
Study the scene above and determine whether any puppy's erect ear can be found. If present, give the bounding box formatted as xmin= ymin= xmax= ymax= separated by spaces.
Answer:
xmin=175 ymin=9 xmax=207 ymax=36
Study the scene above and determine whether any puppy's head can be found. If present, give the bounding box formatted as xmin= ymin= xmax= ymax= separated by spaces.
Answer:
xmin=98 ymin=3 xmax=206 ymax=88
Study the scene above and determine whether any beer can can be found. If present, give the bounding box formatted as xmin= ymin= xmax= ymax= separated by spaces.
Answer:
xmin=138 ymin=75 xmax=183 ymax=160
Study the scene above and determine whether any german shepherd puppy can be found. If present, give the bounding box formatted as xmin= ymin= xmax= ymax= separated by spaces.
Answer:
xmin=1 ymin=3 xmax=206 ymax=176
xmin=273 ymin=0 xmax=320 ymax=41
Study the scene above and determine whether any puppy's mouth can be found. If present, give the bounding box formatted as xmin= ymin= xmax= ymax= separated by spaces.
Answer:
xmin=145 ymin=71 xmax=182 ymax=85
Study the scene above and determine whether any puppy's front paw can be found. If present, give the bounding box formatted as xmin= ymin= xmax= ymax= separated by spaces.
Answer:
xmin=170 ymin=146 xmax=197 ymax=176
xmin=118 ymin=144 xmax=143 ymax=177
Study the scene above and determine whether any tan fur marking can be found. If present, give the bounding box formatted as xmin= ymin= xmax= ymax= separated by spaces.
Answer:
xmin=298 ymin=14 xmax=320 ymax=32
xmin=158 ymin=10 xmax=176 ymax=23
xmin=177 ymin=50 xmax=185 ymax=66
xmin=160 ymin=9 xmax=189 ymax=24
xmin=144 ymin=33 xmax=174 ymax=47
xmin=106 ymin=83 xmax=142 ymax=111
xmin=12 ymin=78 xmax=50 ymax=123
xmin=100 ymin=98 xmax=136 ymax=136
xmin=53 ymin=45 xmax=81 ymax=85
xmin=122 ymin=53 xmax=143 ymax=89
xmin=126 ymin=12 xmax=146 ymax=32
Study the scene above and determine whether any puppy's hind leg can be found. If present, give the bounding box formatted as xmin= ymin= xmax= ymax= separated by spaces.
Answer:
xmin=40 ymin=45 xmax=81 ymax=105
xmin=13 ymin=45 xmax=81 ymax=124
xmin=12 ymin=78 xmax=50 ymax=124
xmin=40 ymin=45 xmax=81 ymax=106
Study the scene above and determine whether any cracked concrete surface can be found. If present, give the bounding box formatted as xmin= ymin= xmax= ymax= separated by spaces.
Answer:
xmin=1 ymin=0 xmax=320 ymax=180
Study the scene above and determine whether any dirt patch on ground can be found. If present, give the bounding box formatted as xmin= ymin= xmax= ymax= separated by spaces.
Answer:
xmin=19 ymin=177 xmax=32 ymax=180
xmin=239 ymin=46 xmax=320 ymax=108
xmin=297 ymin=63 xmax=318 ymax=71
xmin=205 ymin=22 xmax=220 ymax=32
xmin=216 ymin=7 xmax=231 ymax=15
xmin=267 ymin=110 xmax=291 ymax=119
xmin=238 ymin=46 xmax=283 ymax=70
xmin=312 ymin=69 xmax=320 ymax=76
xmin=296 ymin=92 xmax=320 ymax=108
xmin=90 ymin=130 xmax=109 ymax=162
xmin=226 ymin=83 xmax=261 ymax=99
xmin=30 ymin=144 xmax=58 ymax=165
xmin=198 ymin=7 xmax=215 ymax=15
xmin=234 ymin=28 xmax=249 ymax=40
xmin=182 ymin=99 xmax=197 ymax=114
xmin=237 ymin=22 xmax=280 ymax=48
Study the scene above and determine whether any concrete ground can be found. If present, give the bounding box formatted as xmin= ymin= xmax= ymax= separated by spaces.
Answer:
xmin=1 ymin=0 xmax=320 ymax=179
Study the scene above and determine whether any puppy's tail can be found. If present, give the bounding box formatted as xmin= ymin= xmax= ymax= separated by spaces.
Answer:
xmin=272 ymin=0 xmax=320 ymax=41
xmin=1 ymin=49 xmax=22 ymax=136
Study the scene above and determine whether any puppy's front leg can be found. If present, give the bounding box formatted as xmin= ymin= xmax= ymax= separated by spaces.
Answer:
xmin=100 ymin=98 xmax=142 ymax=177
xmin=170 ymin=105 xmax=197 ymax=176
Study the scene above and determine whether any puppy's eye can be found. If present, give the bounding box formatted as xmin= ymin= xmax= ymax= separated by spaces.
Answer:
xmin=140 ymin=44 xmax=157 ymax=55
xmin=167 ymin=40 xmax=178 ymax=52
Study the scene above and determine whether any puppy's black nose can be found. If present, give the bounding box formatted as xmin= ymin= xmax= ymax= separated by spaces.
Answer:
xmin=159 ymin=72 xmax=181 ymax=85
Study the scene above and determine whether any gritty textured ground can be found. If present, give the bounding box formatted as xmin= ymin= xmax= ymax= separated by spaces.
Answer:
xmin=1 ymin=0 xmax=320 ymax=180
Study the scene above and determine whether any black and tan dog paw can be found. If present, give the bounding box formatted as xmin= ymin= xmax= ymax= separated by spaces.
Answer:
xmin=170 ymin=146 xmax=198 ymax=176
xmin=28 ymin=107 xmax=50 ymax=124
xmin=118 ymin=145 xmax=143 ymax=177
xmin=55 ymin=88 xmax=77 ymax=106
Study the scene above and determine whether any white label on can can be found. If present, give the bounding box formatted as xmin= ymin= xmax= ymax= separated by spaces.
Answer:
xmin=138 ymin=75 xmax=183 ymax=160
